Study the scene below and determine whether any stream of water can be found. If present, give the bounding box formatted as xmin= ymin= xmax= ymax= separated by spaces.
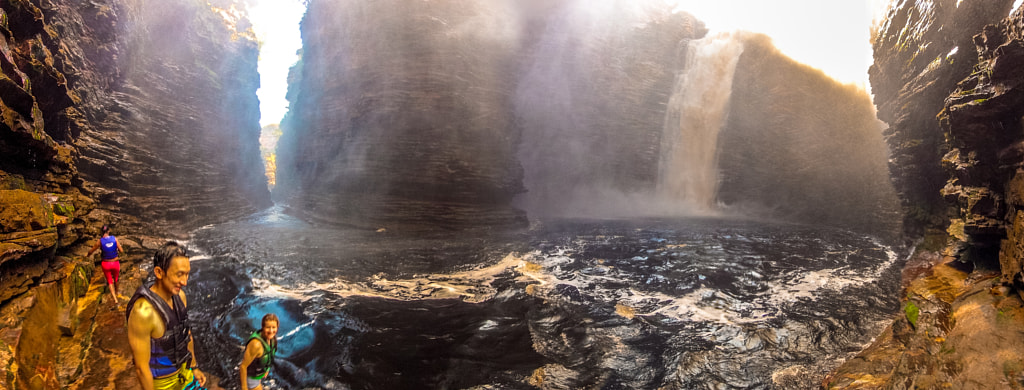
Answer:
xmin=174 ymin=206 xmax=901 ymax=389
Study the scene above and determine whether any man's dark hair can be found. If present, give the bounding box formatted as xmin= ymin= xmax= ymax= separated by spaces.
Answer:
xmin=153 ymin=241 xmax=188 ymax=271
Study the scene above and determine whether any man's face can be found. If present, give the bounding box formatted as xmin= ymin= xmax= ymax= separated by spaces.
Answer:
xmin=157 ymin=255 xmax=191 ymax=295
xmin=262 ymin=320 xmax=279 ymax=340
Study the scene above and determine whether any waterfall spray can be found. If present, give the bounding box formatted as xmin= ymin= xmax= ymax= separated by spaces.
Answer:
xmin=658 ymin=32 xmax=744 ymax=211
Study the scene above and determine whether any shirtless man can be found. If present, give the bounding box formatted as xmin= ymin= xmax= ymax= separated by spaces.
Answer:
xmin=126 ymin=242 xmax=208 ymax=390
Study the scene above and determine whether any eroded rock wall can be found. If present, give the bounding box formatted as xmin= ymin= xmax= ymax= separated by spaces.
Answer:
xmin=826 ymin=1 xmax=1024 ymax=387
xmin=869 ymin=0 xmax=1014 ymax=237
xmin=276 ymin=0 xmax=711 ymax=230
xmin=276 ymin=0 xmax=530 ymax=232
xmin=68 ymin=0 xmax=271 ymax=232
xmin=870 ymin=0 xmax=1024 ymax=290
xmin=0 ymin=0 xmax=269 ymax=387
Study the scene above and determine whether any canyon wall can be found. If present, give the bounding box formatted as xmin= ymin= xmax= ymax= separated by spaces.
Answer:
xmin=511 ymin=3 xmax=705 ymax=217
xmin=275 ymin=0 xmax=708 ymax=231
xmin=719 ymin=33 xmax=901 ymax=236
xmin=276 ymin=0 xmax=531 ymax=232
xmin=869 ymin=0 xmax=1021 ymax=285
xmin=827 ymin=0 xmax=1024 ymax=387
xmin=870 ymin=0 xmax=1015 ymax=238
xmin=0 ymin=0 xmax=269 ymax=387
xmin=277 ymin=0 xmax=897 ymax=234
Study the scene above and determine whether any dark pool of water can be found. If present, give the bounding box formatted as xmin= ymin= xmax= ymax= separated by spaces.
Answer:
xmin=181 ymin=207 xmax=902 ymax=389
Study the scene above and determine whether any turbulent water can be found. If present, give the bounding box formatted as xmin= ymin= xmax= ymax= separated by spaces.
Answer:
xmin=179 ymin=206 xmax=901 ymax=389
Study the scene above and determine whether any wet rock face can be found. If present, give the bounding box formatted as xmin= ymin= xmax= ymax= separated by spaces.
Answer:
xmin=65 ymin=0 xmax=271 ymax=232
xmin=0 ymin=0 xmax=269 ymax=387
xmin=0 ymin=0 xmax=271 ymax=279
xmin=0 ymin=190 xmax=61 ymax=302
xmin=277 ymin=0 xmax=529 ymax=232
xmin=936 ymin=7 xmax=1024 ymax=288
xmin=873 ymin=0 xmax=1024 ymax=287
xmin=719 ymin=33 xmax=901 ymax=236
xmin=276 ymin=0 xmax=706 ymax=231
xmin=869 ymin=0 xmax=1015 ymax=235
xmin=3 ymin=0 xmax=270 ymax=237
xmin=829 ymin=1 xmax=1024 ymax=388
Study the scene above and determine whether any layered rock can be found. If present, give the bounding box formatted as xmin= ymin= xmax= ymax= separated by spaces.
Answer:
xmin=941 ymin=9 xmax=1024 ymax=288
xmin=718 ymin=33 xmax=901 ymax=236
xmin=869 ymin=0 xmax=1014 ymax=237
xmin=66 ymin=0 xmax=271 ymax=232
xmin=869 ymin=0 xmax=1024 ymax=299
xmin=0 ymin=0 xmax=269 ymax=387
xmin=276 ymin=0 xmax=709 ymax=231
xmin=827 ymin=1 xmax=1024 ymax=387
xmin=512 ymin=2 xmax=706 ymax=217
xmin=277 ymin=0 xmax=530 ymax=232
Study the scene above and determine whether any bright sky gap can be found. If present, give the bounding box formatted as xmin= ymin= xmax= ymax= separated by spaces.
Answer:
xmin=246 ymin=0 xmax=305 ymax=127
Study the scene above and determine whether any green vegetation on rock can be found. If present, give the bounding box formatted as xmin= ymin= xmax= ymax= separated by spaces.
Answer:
xmin=71 ymin=264 xmax=91 ymax=298
xmin=52 ymin=201 xmax=75 ymax=217
xmin=904 ymin=299 xmax=920 ymax=329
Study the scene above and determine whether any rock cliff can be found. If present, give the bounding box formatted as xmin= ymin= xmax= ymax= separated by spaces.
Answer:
xmin=276 ymin=0 xmax=533 ymax=232
xmin=277 ymin=0 xmax=896 ymax=236
xmin=826 ymin=0 xmax=1024 ymax=387
xmin=870 ymin=0 xmax=1014 ymax=238
xmin=275 ymin=0 xmax=711 ymax=232
xmin=0 ymin=0 xmax=268 ymax=387
xmin=719 ymin=33 xmax=901 ymax=236
xmin=510 ymin=2 xmax=705 ymax=217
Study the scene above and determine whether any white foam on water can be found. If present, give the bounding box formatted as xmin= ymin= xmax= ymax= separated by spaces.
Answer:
xmin=248 ymin=253 xmax=530 ymax=303
xmin=763 ymin=241 xmax=898 ymax=305
xmin=188 ymin=254 xmax=212 ymax=262
xmin=279 ymin=318 xmax=314 ymax=340
xmin=244 ymin=236 xmax=898 ymax=329
xmin=525 ymin=238 xmax=899 ymax=326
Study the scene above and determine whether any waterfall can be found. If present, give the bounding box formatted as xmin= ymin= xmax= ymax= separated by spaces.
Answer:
xmin=658 ymin=32 xmax=744 ymax=210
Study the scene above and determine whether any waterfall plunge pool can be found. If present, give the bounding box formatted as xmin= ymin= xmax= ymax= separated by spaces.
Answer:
xmin=181 ymin=206 xmax=900 ymax=389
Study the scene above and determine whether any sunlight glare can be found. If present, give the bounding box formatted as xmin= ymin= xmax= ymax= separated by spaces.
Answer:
xmin=246 ymin=0 xmax=306 ymax=127
xmin=664 ymin=0 xmax=884 ymax=87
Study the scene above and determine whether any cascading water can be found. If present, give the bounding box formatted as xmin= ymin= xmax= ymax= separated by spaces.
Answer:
xmin=658 ymin=32 xmax=744 ymax=211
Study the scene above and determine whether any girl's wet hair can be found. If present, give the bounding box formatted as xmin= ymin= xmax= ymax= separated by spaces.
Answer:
xmin=262 ymin=313 xmax=280 ymax=328
xmin=101 ymin=224 xmax=109 ymax=233
xmin=153 ymin=241 xmax=188 ymax=271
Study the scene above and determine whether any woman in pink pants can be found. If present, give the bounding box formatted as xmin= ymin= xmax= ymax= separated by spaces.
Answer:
xmin=88 ymin=224 xmax=124 ymax=305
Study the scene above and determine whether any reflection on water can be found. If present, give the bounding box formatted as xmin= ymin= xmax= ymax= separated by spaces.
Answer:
xmin=186 ymin=206 xmax=901 ymax=389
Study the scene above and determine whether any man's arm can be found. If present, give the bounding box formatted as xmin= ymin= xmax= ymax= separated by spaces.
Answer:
xmin=127 ymin=299 xmax=156 ymax=390
xmin=239 ymin=339 xmax=263 ymax=389
xmin=181 ymin=291 xmax=207 ymax=386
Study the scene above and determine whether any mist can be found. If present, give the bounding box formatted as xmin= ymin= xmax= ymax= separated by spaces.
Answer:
xmin=275 ymin=0 xmax=898 ymax=233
